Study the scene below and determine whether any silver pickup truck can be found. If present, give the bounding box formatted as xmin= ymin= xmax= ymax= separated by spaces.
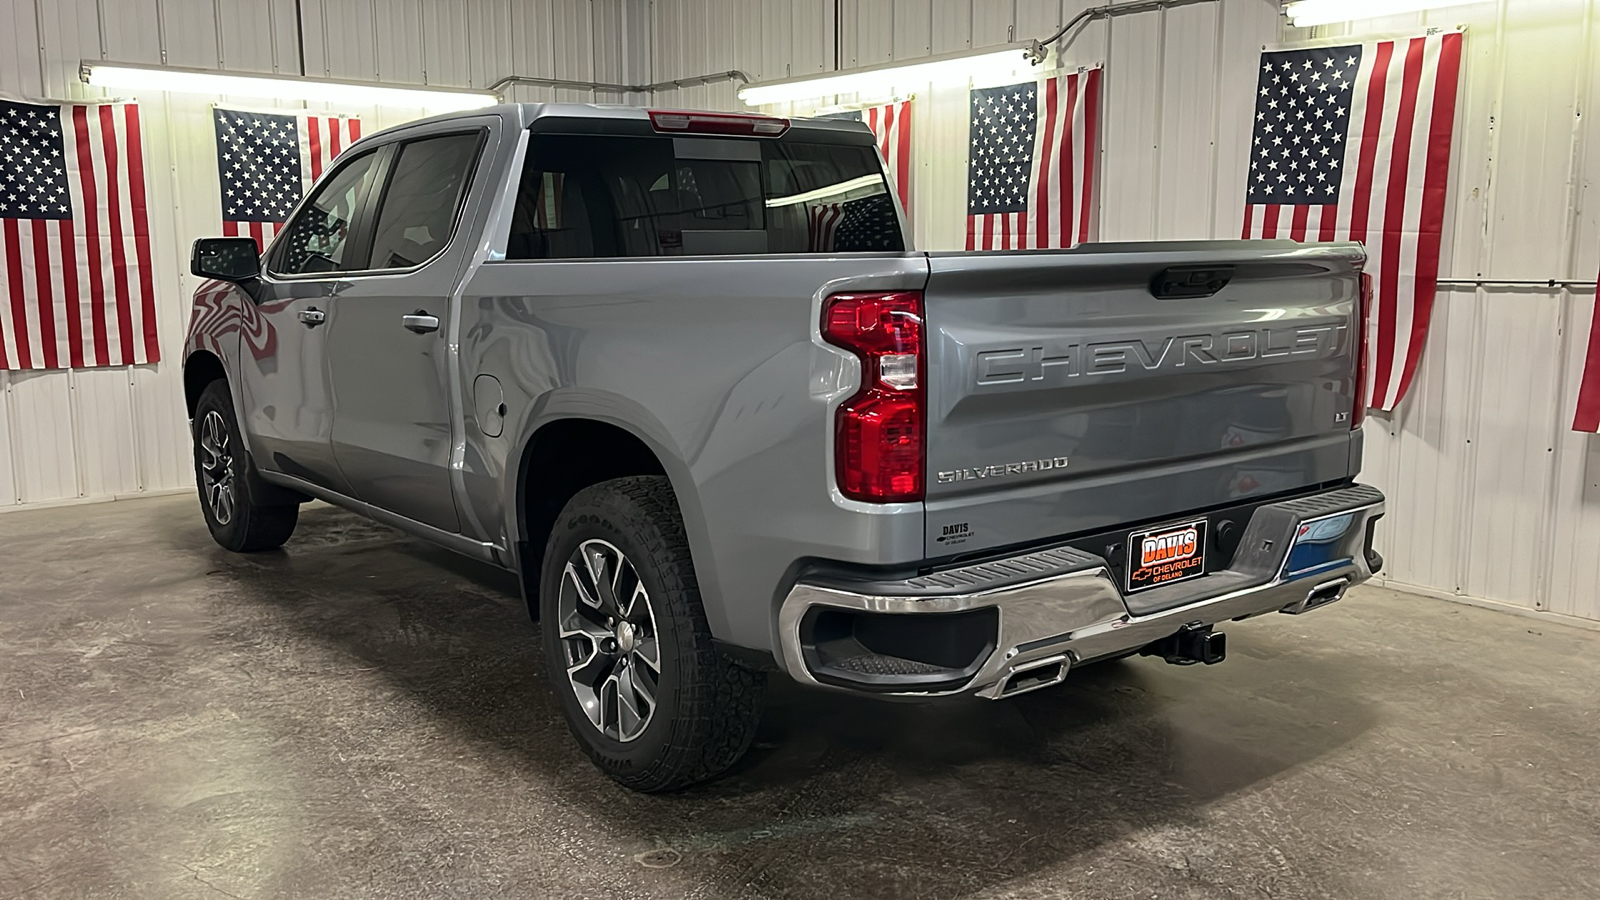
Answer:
xmin=183 ymin=103 xmax=1385 ymax=791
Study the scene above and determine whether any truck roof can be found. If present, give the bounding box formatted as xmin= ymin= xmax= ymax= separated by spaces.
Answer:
xmin=352 ymin=102 xmax=873 ymax=148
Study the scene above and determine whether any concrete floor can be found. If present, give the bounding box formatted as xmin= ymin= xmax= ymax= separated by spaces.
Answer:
xmin=2 ymin=496 xmax=1598 ymax=900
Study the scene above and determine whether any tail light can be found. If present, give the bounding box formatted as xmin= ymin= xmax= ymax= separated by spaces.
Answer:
xmin=821 ymin=292 xmax=925 ymax=502
xmin=1352 ymin=273 xmax=1372 ymax=429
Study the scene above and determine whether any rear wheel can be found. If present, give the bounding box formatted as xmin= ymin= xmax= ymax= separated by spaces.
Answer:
xmin=539 ymin=476 xmax=764 ymax=792
xmin=192 ymin=380 xmax=298 ymax=552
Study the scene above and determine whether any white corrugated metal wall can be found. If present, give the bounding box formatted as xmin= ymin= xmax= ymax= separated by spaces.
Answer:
xmin=1295 ymin=1 xmax=1600 ymax=624
xmin=5 ymin=0 xmax=1600 ymax=624
xmin=644 ymin=0 xmax=1600 ymax=623
xmin=644 ymin=0 xmax=1282 ymax=249
xmin=0 ymin=0 xmax=635 ymax=511
xmin=643 ymin=0 xmax=1280 ymax=246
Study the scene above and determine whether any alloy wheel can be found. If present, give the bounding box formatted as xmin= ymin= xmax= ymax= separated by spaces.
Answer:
xmin=557 ymin=539 xmax=662 ymax=742
xmin=198 ymin=410 xmax=236 ymax=526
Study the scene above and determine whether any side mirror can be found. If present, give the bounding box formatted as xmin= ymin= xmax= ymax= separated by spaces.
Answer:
xmin=191 ymin=237 xmax=261 ymax=282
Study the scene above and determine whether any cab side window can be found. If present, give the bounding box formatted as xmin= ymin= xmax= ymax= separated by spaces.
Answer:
xmin=366 ymin=132 xmax=482 ymax=270
xmin=274 ymin=149 xmax=380 ymax=275
xmin=507 ymin=134 xmax=676 ymax=259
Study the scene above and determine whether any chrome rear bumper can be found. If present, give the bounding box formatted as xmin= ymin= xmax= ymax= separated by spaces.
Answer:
xmin=777 ymin=484 xmax=1385 ymax=699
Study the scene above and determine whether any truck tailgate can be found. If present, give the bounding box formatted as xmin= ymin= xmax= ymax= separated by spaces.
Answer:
xmin=922 ymin=241 xmax=1365 ymax=560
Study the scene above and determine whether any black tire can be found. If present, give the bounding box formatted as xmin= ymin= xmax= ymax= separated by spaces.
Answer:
xmin=539 ymin=476 xmax=765 ymax=792
xmin=192 ymin=379 xmax=299 ymax=552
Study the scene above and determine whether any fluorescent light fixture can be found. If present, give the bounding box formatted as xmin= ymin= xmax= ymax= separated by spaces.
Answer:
xmin=739 ymin=47 xmax=1041 ymax=107
xmin=1284 ymin=0 xmax=1463 ymax=27
xmin=766 ymin=174 xmax=883 ymax=208
xmin=81 ymin=61 xmax=499 ymax=110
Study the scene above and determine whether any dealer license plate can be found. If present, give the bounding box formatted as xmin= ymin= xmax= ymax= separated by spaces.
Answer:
xmin=1126 ymin=519 xmax=1208 ymax=592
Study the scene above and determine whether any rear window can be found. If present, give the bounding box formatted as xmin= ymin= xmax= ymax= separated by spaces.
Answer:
xmin=506 ymin=133 xmax=903 ymax=259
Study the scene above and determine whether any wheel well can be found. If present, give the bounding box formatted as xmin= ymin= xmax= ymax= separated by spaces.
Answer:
xmin=184 ymin=351 xmax=226 ymax=417
xmin=516 ymin=419 xmax=668 ymax=616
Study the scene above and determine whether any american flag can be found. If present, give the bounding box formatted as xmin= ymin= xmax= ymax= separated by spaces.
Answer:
xmin=839 ymin=100 xmax=912 ymax=216
xmin=0 ymin=99 xmax=157 ymax=370
xmin=1575 ymin=287 xmax=1600 ymax=433
xmin=966 ymin=67 xmax=1101 ymax=250
xmin=187 ymin=278 xmax=285 ymax=364
xmin=214 ymin=107 xmax=361 ymax=250
xmin=806 ymin=203 xmax=843 ymax=252
xmin=806 ymin=194 xmax=902 ymax=252
xmin=1242 ymin=32 xmax=1463 ymax=412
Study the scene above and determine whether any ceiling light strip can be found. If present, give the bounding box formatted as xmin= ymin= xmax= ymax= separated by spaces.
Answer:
xmin=738 ymin=46 xmax=1044 ymax=107
xmin=1283 ymin=0 xmax=1463 ymax=28
xmin=81 ymin=61 xmax=500 ymax=110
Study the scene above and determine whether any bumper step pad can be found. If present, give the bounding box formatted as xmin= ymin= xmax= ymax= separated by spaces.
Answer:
xmin=809 ymin=483 xmax=1384 ymax=604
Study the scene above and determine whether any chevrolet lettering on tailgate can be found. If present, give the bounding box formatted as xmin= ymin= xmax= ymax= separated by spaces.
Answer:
xmin=974 ymin=324 xmax=1349 ymax=386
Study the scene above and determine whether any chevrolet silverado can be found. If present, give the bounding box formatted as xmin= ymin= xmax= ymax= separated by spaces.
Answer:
xmin=182 ymin=103 xmax=1385 ymax=792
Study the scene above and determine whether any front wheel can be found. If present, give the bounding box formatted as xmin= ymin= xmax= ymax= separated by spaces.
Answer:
xmin=192 ymin=379 xmax=298 ymax=552
xmin=539 ymin=476 xmax=764 ymax=792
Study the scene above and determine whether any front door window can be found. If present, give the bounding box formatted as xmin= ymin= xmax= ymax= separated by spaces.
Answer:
xmin=275 ymin=150 xmax=380 ymax=275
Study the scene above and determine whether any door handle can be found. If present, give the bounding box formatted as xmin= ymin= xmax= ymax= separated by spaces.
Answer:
xmin=298 ymin=307 xmax=326 ymax=327
xmin=402 ymin=312 xmax=440 ymax=334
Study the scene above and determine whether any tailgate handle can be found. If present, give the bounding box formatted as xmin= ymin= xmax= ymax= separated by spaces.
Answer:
xmin=1151 ymin=266 xmax=1234 ymax=299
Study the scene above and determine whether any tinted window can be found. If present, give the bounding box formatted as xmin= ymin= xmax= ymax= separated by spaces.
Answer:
xmin=367 ymin=132 xmax=481 ymax=270
xmin=274 ymin=150 xmax=379 ymax=275
xmin=507 ymin=133 xmax=901 ymax=259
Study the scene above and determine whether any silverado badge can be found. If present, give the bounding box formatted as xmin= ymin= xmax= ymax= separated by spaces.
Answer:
xmin=936 ymin=456 xmax=1069 ymax=484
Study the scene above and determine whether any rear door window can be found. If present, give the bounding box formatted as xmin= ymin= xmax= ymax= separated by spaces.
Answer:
xmin=506 ymin=132 xmax=901 ymax=259
xmin=366 ymin=131 xmax=482 ymax=270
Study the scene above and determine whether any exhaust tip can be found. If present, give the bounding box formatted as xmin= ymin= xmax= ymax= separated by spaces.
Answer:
xmin=997 ymin=655 xmax=1070 ymax=698
xmin=1282 ymin=578 xmax=1349 ymax=615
